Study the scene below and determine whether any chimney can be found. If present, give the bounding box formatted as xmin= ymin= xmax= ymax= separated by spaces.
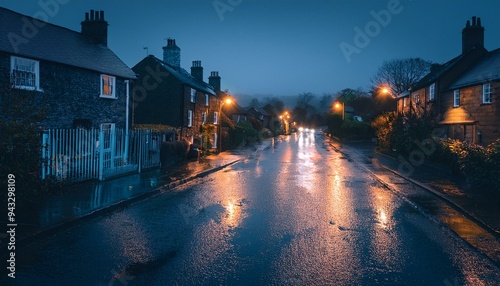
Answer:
xmin=462 ymin=16 xmax=484 ymax=54
xmin=191 ymin=61 xmax=203 ymax=81
xmin=162 ymin=38 xmax=181 ymax=69
xmin=81 ymin=10 xmax=108 ymax=46
xmin=209 ymin=71 xmax=221 ymax=92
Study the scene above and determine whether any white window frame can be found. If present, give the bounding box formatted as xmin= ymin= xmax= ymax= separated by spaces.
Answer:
xmin=190 ymin=88 xmax=196 ymax=103
xmin=205 ymin=94 xmax=209 ymax=106
xmin=429 ymin=83 xmax=435 ymax=101
xmin=214 ymin=111 xmax=219 ymax=124
xmin=413 ymin=92 xmax=420 ymax=104
xmin=454 ymin=90 xmax=460 ymax=107
xmin=212 ymin=133 xmax=218 ymax=148
xmin=187 ymin=110 xmax=193 ymax=127
xmin=482 ymin=83 xmax=492 ymax=104
xmin=100 ymin=74 xmax=116 ymax=98
xmin=10 ymin=56 xmax=40 ymax=90
xmin=202 ymin=111 xmax=207 ymax=124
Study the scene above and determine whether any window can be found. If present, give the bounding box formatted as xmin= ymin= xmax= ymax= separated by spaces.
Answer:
xmin=205 ymin=94 xmax=209 ymax=106
xmin=100 ymin=75 xmax=116 ymax=98
xmin=10 ymin=56 xmax=40 ymax=90
xmin=187 ymin=110 xmax=193 ymax=127
xmin=214 ymin=111 xmax=219 ymax=124
xmin=413 ymin=92 xmax=420 ymax=104
xmin=190 ymin=88 xmax=196 ymax=103
xmin=454 ymin=90 xmax=460 ymax=107
xmin=202 ymin=111 xmax=207 ymax=123
xmin=483 ymin=83 xmax=492 ymax=104
xmin=212 ymin=133 xmax=217 ymax=148
xmin=429 ymin=83 xmax=435 ymax=101
xmin=403 ymin=97 xmax=407 ymax=108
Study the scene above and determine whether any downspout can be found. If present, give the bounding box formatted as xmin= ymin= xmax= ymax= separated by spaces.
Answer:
xmin=125 ymin=79 xmax=130 ymax=162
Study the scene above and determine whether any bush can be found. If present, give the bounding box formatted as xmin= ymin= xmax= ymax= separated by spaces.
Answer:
xmin=439 ymin=138 xmax=500 ymax=190
xmin=340 ymin=120 xmax=373 ymax=140
xmin=371 ymin=112 xmax=396 ymax=150
xmin=160 ymin=139 xmax=189 ymax=166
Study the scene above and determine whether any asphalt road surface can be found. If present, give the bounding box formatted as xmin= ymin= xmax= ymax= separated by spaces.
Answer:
xmin=10 ymin=131 xmax=500 ymax=285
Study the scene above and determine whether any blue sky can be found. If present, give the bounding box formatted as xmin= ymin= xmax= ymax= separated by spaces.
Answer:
xmin=2 ymin=0 xmax=500 ymax=103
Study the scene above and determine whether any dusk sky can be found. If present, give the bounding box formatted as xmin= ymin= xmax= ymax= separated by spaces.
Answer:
xmin=3 ymin=0 xmax=500 ymax=103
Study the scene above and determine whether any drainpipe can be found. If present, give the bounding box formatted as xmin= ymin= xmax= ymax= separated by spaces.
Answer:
xmin=125 ymin=79 xmax=130 ymax=163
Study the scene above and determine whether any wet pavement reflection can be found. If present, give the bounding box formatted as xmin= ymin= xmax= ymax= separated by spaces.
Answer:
xmin=11 ymin=132 xmax=500 ymax=285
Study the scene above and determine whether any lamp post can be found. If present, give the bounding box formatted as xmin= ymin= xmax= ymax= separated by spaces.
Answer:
xmin=334 ymin=102 xmax=345 ymax=121
xmin=218 ymin=98 xmax=232 ymax=153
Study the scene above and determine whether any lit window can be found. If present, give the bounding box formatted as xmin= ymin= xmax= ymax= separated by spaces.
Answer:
xmin=10 ymin=56 xmax=40 ymax=90
xmin=214 ymin=111 xmax=219 ymax=124
xmin=187 ymin=110 xmax=193 ymax=127
xmin=429 ymin=83 xmax=435 ymax=101
xmin=482 ymin=83 xmax=492 ymax=104
xmin=190 ymin=88 xmax=196 ymax=103
xmin=101 ymin=75 xmax=116 ymax=98
xmin=403 ymin=97 xmax=407 ymax=107
xmin=454 ymin=90 xmax=460 ymax=107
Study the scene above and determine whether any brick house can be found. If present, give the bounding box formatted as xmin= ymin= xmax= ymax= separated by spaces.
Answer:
xmin=443 ymin=49 xmax=500 ymax=144
xmin=0 ymin=8 xmax=136 ymax=130
xmin=397 ymin=16 xmax=500 ymax=145
xmin=132 ymin=39 xmax=220 ymax=146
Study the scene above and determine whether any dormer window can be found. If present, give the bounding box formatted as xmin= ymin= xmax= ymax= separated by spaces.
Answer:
xmin=10 ymin=56 xmax=40 ymax=90
xmin=100 ymin=75 xmax=116 ymax=98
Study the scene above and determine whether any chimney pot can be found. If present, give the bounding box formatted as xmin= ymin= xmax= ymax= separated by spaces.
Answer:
xmin=90 ymin=9 xmax=95 ymax=20
xmin=477 ymin=17 xmax=482 ymax=27
xmin=85 ymin=12 xmax=89 ymax=21
xmin=100 ymin=11 xmax=104 ymax=20
xmin=472 ymin=16 xmax=477 ymax=26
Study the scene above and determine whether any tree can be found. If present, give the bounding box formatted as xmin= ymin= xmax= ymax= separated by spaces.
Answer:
xmin=335 ymin=88 xmax=367 ymax=105
xmin=371 ymin=57 xmax=432 ymax=96
xmin=293 ymin=92 xmax=317 ymax=126
xmin=264 ymin=97 xmax=284 ymax=113
xmin=249 ymin=98 xmax=260 ymax=108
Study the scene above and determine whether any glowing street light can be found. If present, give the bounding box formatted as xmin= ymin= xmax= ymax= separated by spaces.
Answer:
xmin=334 ymin=101 xmax=345 ymax=121
xmin=218 ymin=97 xmax=233 ymax=152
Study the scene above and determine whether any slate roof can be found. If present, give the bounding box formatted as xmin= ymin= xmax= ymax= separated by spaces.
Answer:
xmin=0 ymin=7 xmax=136 ymax=79
xmin=247 ymin=106 xmax=271 ymax=117
xmin=409 ymin=54 xmax=464 ymax=92
xmin=142 ymin=55 xmax=216 ymax=95
xmin=449 ymin=48 xmax=500 ymax=89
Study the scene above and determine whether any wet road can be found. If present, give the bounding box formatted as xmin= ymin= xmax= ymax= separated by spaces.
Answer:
xmin=11 ymin=131 xmax=500 ymax=285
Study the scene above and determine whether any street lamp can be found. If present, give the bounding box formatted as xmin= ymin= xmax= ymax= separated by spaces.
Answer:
xmin=334 ymin=101 xmax=345 ymax=121
xmin=218 ymin=97 xmax=232 ymax=152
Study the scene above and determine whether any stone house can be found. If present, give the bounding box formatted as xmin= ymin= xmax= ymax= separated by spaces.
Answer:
xmin=0 ymin=7 xmax=136 ymax=130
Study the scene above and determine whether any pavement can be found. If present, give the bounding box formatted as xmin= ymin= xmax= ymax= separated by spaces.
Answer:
xmin=4 ymin=134 xmax=499 ymax=257
xmin=3 ymin=139 xmax=272 ymax=250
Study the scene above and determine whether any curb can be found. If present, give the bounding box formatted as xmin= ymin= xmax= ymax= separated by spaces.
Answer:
xmin=7 ymin=159 xmax=241 ymax=250
xmin=326 ymin=135 xmax=500 ymax=239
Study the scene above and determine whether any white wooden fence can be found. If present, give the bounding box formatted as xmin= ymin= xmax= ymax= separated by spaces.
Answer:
xmin=41 ymin=128 xmax=174 ymax=183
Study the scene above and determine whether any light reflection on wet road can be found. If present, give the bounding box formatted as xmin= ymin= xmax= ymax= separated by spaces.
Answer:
xmin=12 ymin=132 xmax=500 ymax=285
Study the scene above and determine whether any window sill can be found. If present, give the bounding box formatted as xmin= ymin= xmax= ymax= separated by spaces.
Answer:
xmin=12 ymin=86 xmax=43 ymax=92
xmin=100 ymin=95 xmax=117 ymax=99
xmin=480 ymin=102 xmax=492 ymax=105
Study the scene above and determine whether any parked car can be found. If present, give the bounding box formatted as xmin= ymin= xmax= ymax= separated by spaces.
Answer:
xmin=187 ymin=144 xmax=201 ymax=159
